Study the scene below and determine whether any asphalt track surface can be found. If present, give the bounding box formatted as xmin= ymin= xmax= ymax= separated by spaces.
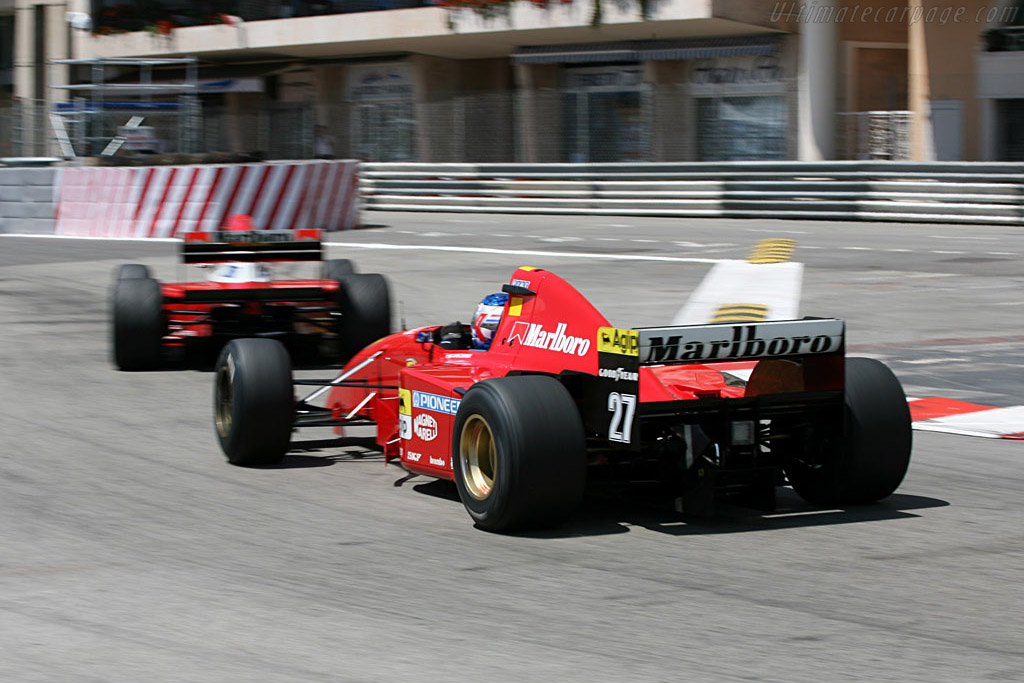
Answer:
xmin=1 ymin=213 xmax=1022 ymax=682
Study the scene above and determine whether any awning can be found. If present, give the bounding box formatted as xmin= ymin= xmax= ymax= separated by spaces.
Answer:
xmin=513 ymin=35 xmax=782 ymax=65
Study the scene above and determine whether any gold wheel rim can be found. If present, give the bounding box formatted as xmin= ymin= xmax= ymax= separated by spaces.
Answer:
xmin=460 ymin=415 xmax=497 ymax=501
xmin=215 ymin=363 xmax=233 ymax=438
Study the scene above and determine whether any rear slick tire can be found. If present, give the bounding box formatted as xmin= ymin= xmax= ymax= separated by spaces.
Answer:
xmin=214 ymin=339 xmax=294 ymax=467
xmin=787 ymin=357 xmax=912 ymax=505
xmin=452 ymin=375 xmax=586 ymax=532
xmin=112 ymin=276 xmax=165 ymax=371
xmin=117 ymin=263 xmax=151 ymax=280
xmin=324 ymin=259 xmax=355 ymax=281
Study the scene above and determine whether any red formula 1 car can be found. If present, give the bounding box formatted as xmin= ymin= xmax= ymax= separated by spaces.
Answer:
xmin=111 ymin=227 xmax=390 ymax=370
xmin=212 ymin=267 xmax=912 ymax=532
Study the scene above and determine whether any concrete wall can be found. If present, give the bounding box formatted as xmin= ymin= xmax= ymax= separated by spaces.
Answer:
xmin=0 ymin=167 xmax=57 ymax=233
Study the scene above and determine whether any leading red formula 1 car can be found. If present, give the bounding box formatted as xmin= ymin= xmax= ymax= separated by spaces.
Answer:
xmin=212 ymin=267 xmax=912 ymax=532
xmin=111 ymin=226 xmax=390 ymax=370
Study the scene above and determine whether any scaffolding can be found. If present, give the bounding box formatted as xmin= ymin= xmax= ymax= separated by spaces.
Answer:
xmin=49 ymin=56 xmax=200 ymax=157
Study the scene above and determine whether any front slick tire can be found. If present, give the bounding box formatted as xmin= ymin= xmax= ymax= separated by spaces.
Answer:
xmin=787 ymin=357 xmax=912 ymax=505
xmin=214 ymin=339 xmax=294 ymax=467
xmin=452 ymin=376 xmax=586 ymax=533
xmin=334 ymin=273 xmax=391 ymax=361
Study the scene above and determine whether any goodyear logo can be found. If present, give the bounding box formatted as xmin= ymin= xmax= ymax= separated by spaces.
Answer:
xmin=412 ymin=390 xmax=461 ymax=415
xmin=598 ymin=327 xmax=639 ymax=356
xmin=398 ymin=388 xmax=412 ymax=416
xmin=748 ymin=239 xmax=796 ymax=264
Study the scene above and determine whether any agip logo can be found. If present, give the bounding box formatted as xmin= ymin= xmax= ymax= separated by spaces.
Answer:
xmin=414 ymin=413 xmax=438 ymax=442
xmin=398 ymin=388 xmax=412 ymax=415
xmin=598 ymin=327 xmax=639 ymax=356
xmin=398 ymin=388 xmax=413 ymax=440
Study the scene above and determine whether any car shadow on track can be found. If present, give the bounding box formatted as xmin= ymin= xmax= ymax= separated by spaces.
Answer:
xmin=260 ymin=436 xmax=385 ymax=468
xmin=139 ymin=337 xmax=348 ymax=373
xmin=529 ymin=488 xmax=950 ymax=539
xmin=397 ymin=478 xmax=948 ymax=539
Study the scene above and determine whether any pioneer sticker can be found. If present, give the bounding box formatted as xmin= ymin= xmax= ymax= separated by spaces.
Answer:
xmin=412 ymin=391 xmax=461 ymax=416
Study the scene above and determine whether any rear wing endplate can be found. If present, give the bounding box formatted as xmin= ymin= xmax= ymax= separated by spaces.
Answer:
xmin=637 ymin=319 xmax=845 ymax=366
xmin=181 ymin=229 xmax=322 ymax=264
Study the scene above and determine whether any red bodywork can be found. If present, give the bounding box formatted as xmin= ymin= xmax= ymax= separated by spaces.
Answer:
xmin=160 ymin=279 xmax=339 ymax=345
xmin=324 ymin=267 xmax=845 ymax=482
xmin=161 ymin=229 xmax=338 ymax=346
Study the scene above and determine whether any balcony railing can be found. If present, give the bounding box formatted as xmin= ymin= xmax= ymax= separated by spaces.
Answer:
xmin=92 ymin=0 xmax=434 ymax=35
xmin=984 ymin=26 xmax=1024 ymax=52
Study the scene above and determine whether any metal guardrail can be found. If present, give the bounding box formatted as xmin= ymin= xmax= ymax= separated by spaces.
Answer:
xmin=360 ymin=162 xmax=1024 ymax=225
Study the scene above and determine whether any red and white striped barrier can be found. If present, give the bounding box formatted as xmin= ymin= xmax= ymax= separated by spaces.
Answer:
xmin=54 ymin=160 xmax=359 ymax=237
xmin=677 ymin=364 xmax=1024 ymax=440
xmin=909 ymin=397 xmax=1024 ymax=440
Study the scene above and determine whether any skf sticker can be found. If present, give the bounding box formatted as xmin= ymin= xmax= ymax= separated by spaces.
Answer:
xmin=598 ymin=327 xmax=639 ymax=357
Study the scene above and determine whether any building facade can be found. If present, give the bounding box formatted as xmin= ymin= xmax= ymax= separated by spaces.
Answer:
xmin=6 ymin=0 xmax=1023 ymax=161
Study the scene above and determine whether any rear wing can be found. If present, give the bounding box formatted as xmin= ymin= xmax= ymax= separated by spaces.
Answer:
xmin=636 ymin=319 xmax=845 ymax=365
xmin=586 ymin=319 xmax=846 ymax=447
xmin=181 ymin=229 xmax=322 ymax=264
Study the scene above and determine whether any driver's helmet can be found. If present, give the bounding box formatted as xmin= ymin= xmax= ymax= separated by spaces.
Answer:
xmin=224 ymin=214 xmax=254 ymax=232
xmin=471 ymin=293 xmax=509 ymax=350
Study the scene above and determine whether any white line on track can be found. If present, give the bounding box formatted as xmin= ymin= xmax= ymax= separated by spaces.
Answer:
xmin=323 ymin=241 xmax=726 ymax=264
xmin=929 ymin=235 xmax=999 ymax=240
xmin=0 ymin=233 xmax=179 ymax=242
xmin=0 ymin=233 xmax=721 ymax=264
